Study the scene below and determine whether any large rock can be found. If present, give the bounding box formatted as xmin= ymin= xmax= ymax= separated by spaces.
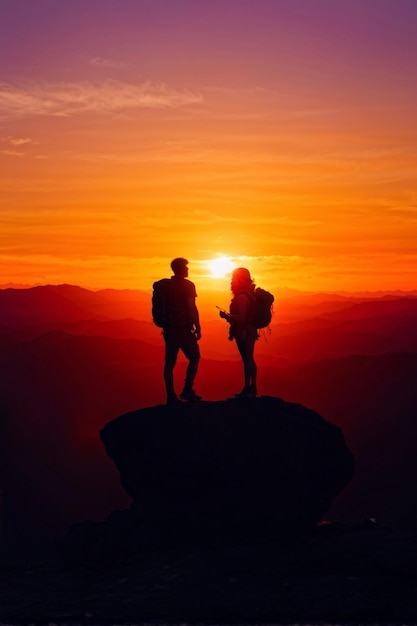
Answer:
xmin=100 ymin=396 xmax=354 ymax=542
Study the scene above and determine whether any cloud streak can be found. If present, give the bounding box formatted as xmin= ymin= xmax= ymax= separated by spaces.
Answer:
xmin=6 ymin=137 xmax=34 ymax=146
xmin=0 ymin=79 xmax=203 ymax=118
xmin=0 ymin=149 xmax=24 ymax=157
xmin=89 ymin=56 xmax=130 ymax=70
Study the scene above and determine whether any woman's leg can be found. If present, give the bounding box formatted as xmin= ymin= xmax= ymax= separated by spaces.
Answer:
xmin=236 ymin=337 xmax=257 ymax=388
xmin=247 ymin=337 xmax=257 ymax=388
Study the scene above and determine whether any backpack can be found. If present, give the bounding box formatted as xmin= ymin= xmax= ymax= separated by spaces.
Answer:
xmin=251 ymin=287 xmax=274 ymax=329
xmin=152 ymin=278 xmax=174 ymax=327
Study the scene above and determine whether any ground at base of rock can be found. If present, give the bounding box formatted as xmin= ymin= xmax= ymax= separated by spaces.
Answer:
xmin=0 ymin=522 xmax=415 ymax=625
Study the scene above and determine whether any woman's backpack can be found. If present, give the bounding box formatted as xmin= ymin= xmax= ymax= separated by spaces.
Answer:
xmin=251 ymin=287 xmax=275 ymax=329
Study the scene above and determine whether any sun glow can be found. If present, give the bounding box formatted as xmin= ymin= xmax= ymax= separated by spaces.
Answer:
xmin=209 ymin=256 xmax=235 ymax=278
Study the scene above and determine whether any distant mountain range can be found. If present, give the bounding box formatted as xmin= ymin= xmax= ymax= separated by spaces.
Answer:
xmin=0 ymin=284 xmax=416 ymax=557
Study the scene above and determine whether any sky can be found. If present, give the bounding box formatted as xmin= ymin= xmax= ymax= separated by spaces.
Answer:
xmin=1 ymin=0 xmax=416 ymax=293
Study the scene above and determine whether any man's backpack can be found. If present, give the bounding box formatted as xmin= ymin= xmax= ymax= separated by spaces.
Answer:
xmin=251 ymin=287 xmax=274 ymax=329
xmin=152 ymin=278 xmax=174 ymax=327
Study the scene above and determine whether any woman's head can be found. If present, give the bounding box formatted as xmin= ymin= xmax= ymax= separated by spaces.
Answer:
xmin=231 ymin=267 xmax=254 ymax=294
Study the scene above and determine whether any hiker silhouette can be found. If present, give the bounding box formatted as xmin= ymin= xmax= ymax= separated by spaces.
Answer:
xmin=219 ymin=267 xmax=258 ymax=398
xmin=153 ymin=257 xmax=202 ymax=405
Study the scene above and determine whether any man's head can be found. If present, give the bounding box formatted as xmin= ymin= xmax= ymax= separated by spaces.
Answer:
xmin=171 ymin=257 xmax=189 ymax=278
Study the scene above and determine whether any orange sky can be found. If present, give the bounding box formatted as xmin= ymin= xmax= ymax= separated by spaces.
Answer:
xmin=1 ymin=1 xmax=416 ymax=293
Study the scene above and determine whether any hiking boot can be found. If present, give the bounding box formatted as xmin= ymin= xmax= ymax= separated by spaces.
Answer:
xmin=167 ymin=392 xmax=181 ymax=405
xmin=235 ymin=384 xmax=257 ymax=398
xmin=180 ymin=388 xmax=202 ymax=402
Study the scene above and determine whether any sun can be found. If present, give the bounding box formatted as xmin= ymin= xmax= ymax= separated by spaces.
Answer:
xmin=209 ymin=256 xmax=235 ymax=278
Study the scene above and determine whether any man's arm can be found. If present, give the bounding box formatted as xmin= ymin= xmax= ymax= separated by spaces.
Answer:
xmin=187 ymin=297 xmax=201 ymax=340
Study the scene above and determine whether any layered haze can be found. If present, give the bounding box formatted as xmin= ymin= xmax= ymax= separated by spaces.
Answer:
xmin=1 ymin=284 xmax=416 ymax=557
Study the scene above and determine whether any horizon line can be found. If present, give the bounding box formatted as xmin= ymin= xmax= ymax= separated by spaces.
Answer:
xmin=1 ymin=281 xmax=417 ymax=299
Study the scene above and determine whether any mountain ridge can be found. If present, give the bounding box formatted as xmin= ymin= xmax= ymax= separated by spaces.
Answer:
xmin=1 ymin=283 xmax=415 ymax=559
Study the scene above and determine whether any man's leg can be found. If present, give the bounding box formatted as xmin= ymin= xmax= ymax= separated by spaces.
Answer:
xmin=163 ymin=330 xmax=179 ymax=400
xmin=179 ymin=329 xmax=201 ymax=399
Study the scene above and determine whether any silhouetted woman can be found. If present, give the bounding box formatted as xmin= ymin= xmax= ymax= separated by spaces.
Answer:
xmin=219 ymin=267 xmax=258 ymax=397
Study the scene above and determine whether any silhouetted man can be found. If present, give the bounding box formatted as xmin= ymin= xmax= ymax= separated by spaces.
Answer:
xmin=161 ymin=257 xmax=202 ymax=404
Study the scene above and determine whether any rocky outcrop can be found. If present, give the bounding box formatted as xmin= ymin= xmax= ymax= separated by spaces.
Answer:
xmin=99 ymin=396 xmax=354 ymax=545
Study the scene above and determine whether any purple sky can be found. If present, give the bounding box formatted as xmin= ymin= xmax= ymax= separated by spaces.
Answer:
xmin=1 ymin=0 xmax=416 ymax=291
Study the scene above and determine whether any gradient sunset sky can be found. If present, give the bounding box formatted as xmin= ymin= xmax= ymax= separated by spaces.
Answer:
xmin=1 ymin=0 xmax=416 ymax=292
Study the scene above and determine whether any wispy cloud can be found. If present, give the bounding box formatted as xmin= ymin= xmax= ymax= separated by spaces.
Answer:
xmin=89 ymin=56 xmax=130 ymax=70
xmin=0 ymin=79 xmax=203 ymax=118
xmin=0 ymin=135 xmax=38 ymax=157
xmin=6 ymin=136 xmax=34 ymax=146
xmin=0 ymin=149 xmax=24 ymax=157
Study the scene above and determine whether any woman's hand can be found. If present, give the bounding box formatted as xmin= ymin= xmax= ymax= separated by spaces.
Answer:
xmin=219 ymin=310 xmax=231 ymax=322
